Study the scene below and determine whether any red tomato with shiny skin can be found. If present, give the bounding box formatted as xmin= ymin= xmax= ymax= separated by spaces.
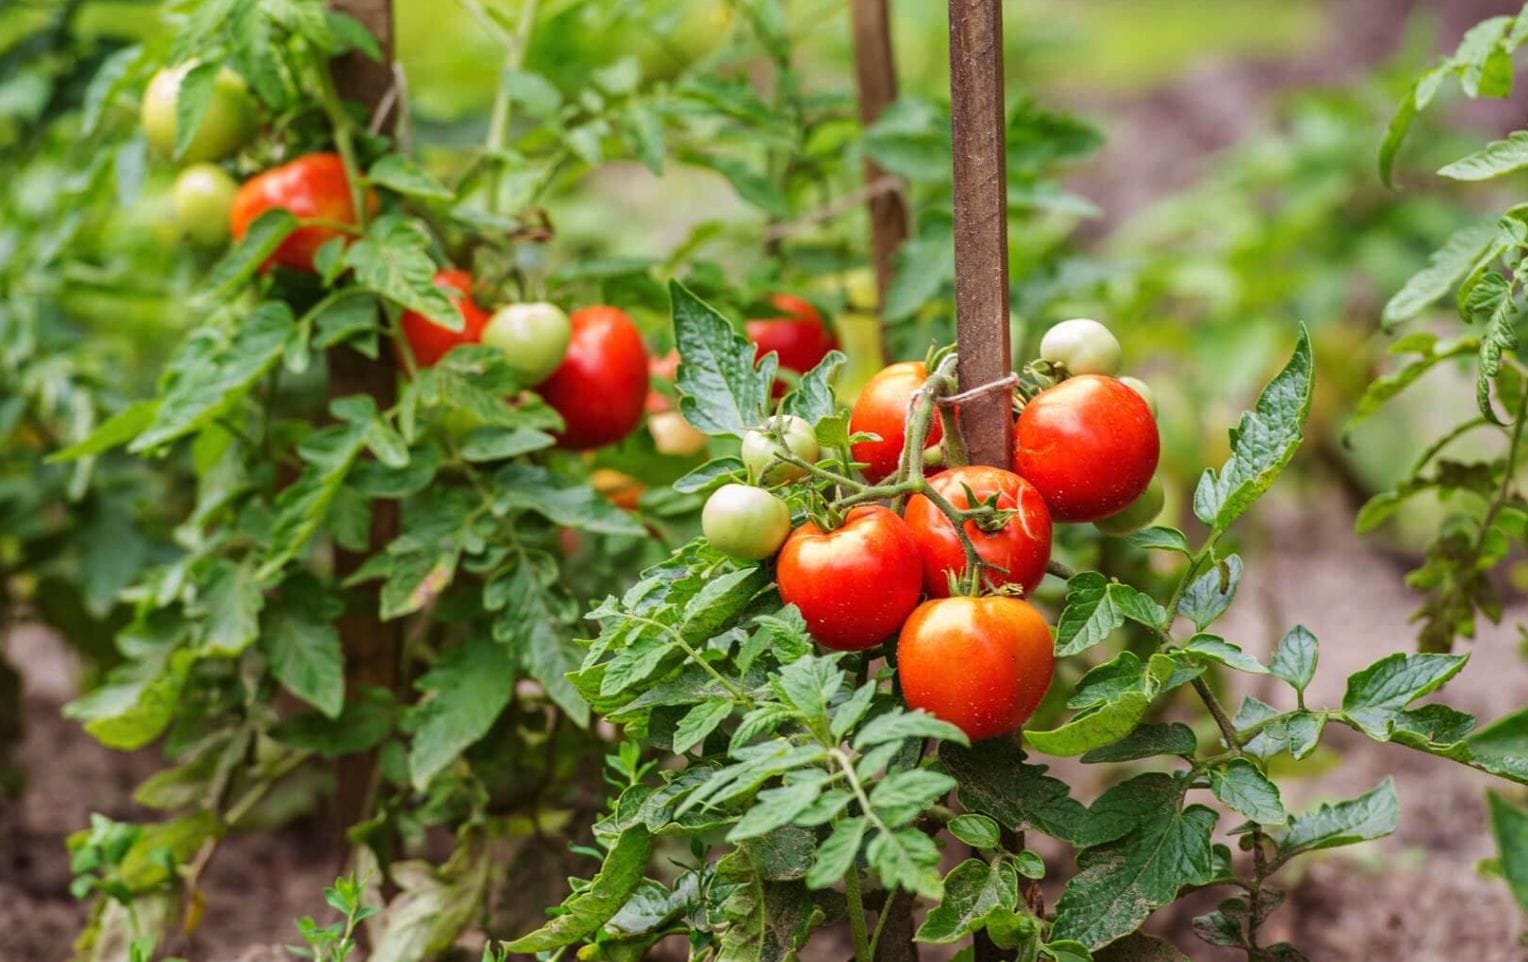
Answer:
xmin=777 ymin=505 xmax=922 ymax=651
xmin=849 ymin=361 xmax=944 ymax=483
xmin=229 ymin=153 xmax=375 ymax=273
xmin=897 ymin=595 xmax=1054 ymax=741
xmin=537 ymin=306 xmax=650 ymax=450
xmin=396 ymin=269 xmax=490 ymax=368
xmin=904 ymin=466 xmax=1052 ymax=598
xmin=745 ymin=294 xmax=837 ymax=391
xmin=1015 ymin=375 xmax=1159 ymax=522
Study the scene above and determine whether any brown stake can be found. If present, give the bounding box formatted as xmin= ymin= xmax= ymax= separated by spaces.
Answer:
xmin=850 ymin=0 xmax=909 ymax=320
xmin=328 ymin=0 xmax=400 ymax=835
xmin=947 ymin=0 xmax=1012 ymax=471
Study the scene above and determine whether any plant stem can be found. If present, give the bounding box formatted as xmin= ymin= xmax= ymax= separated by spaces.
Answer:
xmin=313 ymin=64 xmax=370 ymax=232
xmin=1472 ymin=383 xmax=1528 ymax=561
xmin=624 ymin=613 xmax=751 ymax=703
xmin=1192 ymin=677 xmax=1242 ymax=752
xmin=867 ymin=888 xmax=898 ymax=959
xmin=844 ymin=863 xmax=873 ymax=962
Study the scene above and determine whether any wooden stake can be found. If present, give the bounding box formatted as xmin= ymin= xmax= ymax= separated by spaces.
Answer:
xmin=850 ymin=0 xmax=909 ymax=318
xmin=947 ymin=0 xmax=1012 ymax=470
xmin=328 ymin=0 xmax=400 ymax=833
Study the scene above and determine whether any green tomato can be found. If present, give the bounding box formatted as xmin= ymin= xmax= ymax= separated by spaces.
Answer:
xmin=741 ymin=415 xmax=819 ymax=484
xmin=172 ymin=163 xmax=238 ymax=245
xmin=482 ymin=302 xmax=572 ymax=386
xmin=1093 ymin=477 xmax=1165 ymax=536
xmin=1039 ymin=318 xmax=1122 ymax=377
xmin=141 ymin=63 xmax=258 ymax=163
xmin=702 ymin=484 xmax=791 ymax=561
xmin=1119 ymin=375 xmax=1157 ymax=417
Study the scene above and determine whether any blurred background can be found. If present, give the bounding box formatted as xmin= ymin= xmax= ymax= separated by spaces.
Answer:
xmin=3 ymin=0 xmax=1527 ymax=959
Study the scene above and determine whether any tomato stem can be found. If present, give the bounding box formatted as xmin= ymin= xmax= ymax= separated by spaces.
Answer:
xmin=312 ymin=60 xmax=370 ymax=233
xmin=843 ymin=860 xmax=873 ymax=962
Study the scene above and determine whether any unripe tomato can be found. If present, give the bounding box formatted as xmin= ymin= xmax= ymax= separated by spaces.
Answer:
xmin=172 ymin=163 xmax=238 ymax=246
xmin=703 ymin=484 xmax=791 ymax=561
xmin=482 ymin=302 xmax=571 ymax=386
xmin=1014 ymin=375 xmax=1159 ymax=523
xmin=1039 ymin=318 xmax=1121 ymax=377
xmin=592 ymin=468 xmax=645 ymax=511
xmin=897 ymin=595 xmax=1054 ymax=741
xmin=849 ymin=361 xmax=944 ymax=483
xmin=537 ymin=306 xmax=650 ymax=450
xmin=1093 ymin=476 xmax=1166 ymax=536
xmin=141 ymin=63 xmax=257 ymax=163
xmin=746 ymin=294 xmax=838 ymax=394
xmin=1119 ymin=375 xmax=1157 ymax=417
xmin=396 ymin=269 xmax=490 ymax=368
xmin=777 ymin=505 xmax=922 ymax=651
xmin=229 ymin=153 xmax=375 ymax=273
xmin=741 ymin=415 xmax=819 ymax=484
xmin=904 ymin=466 xmax=1052 ymax=598
xmin=649 ymin=410 xmax=709 ymax=456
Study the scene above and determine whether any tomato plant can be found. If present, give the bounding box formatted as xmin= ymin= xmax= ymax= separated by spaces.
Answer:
xmin=10 ymin=1 xmax=1528 ymax=960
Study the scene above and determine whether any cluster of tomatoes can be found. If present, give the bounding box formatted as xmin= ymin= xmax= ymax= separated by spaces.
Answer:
xmin=702 ymin=318 xmax=1162 ymax=741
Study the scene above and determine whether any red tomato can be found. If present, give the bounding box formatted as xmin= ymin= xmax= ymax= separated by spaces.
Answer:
xmin=228 ymin=153 xmax=375 ymax=273
xmin=848 ymin=361 xmax=944 ymax=483
xmin=1014 ymin=375 xmax=1159 ymax=522
xmin=537 ymin=306 xmax=650 ymax=450
xmin=904 ymin=466 xmax=1052 ymax=598
xmin=746 ymin=294 xmax=837 ymax=392
xmin=396 ymin=269 xmax=490 ymax=368
xmin=897 ymin=595 xmax=1054 ymax=741
xmin=777 ymin=505 xmax=922 ymax=651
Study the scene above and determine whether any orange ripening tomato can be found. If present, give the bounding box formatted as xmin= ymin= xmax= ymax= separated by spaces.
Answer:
xmin=1014 ymin=375 xmax=1159 ymax=522
xmin=228 ymin=152 xmax=376 ymax=273
xmin=776 ymin=505 xmax=922 ymax=651
xmin=904 ymin=466 xmax=1052 ymax=598
xmin=745 ymin=294 xmax=837 ymax=393
xmin=591 ymin=468 xmax=646 ymax=511
xmin=537 ymin=306 xmax=650 ymax=450
xmin=849 ymin=361 xmax=944 ymax=483
xmin=396 ymin=269 xmax=490 ymax=369
xmin=897 ymin=595 xmax=1055 ymax=741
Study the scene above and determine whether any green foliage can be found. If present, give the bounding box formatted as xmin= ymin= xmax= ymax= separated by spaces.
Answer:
xmin=1361 ymin=3 xmax=1528 ymax=656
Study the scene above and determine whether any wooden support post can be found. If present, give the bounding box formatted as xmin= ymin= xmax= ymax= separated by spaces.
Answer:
xmin=328 ymin=0 xmax=399 ymax=834
xmin=947 ymin=0 xmax=1012 ymax=471
xmin=850 ymin=0 xmax=909 ymax=316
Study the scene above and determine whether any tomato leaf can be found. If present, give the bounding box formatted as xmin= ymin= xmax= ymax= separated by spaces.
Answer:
xmin=406 ymin=633 xmax=517 ymax=790
xmin=344 ymin=215 xmax=461 ymax=329
xmin=1272 ymin=778 xmax=1397 ymax=860
xmin=1050 ymin=773 xmax=1219 ymax=948
xmin=261 ymin=574 xmax=345 ymax=718
xmin=507 ymin=827 xmax=652 ymax=952
xmin=1193 ymin=329 xmax=1313 ymax=535
xmin=915 ymin=857 xmax=1019 ymax=944
xmin=368 ymin=154 xmax=453 ymax=201
xmin=672 ymin=281 xmax=775 ymax=437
